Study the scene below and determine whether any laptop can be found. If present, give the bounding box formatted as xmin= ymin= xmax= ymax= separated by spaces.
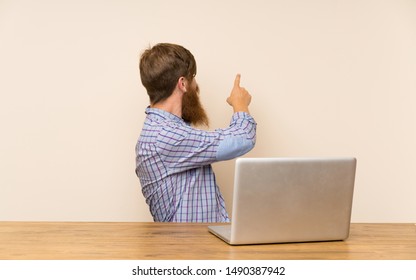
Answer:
xmin=208 ymin=157 xmax=357 ymax=245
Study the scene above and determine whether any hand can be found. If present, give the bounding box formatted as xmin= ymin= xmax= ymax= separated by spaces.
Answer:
xmin=226 ymin=74 xmax=251 ymax=113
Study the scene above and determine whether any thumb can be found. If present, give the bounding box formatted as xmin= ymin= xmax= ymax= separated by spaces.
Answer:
xmin=234 ymin=74 xmax=241 ymax=88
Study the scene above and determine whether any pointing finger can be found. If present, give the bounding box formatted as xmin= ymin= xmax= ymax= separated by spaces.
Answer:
xmin=234 ymin=74 xmax=241 ymax=88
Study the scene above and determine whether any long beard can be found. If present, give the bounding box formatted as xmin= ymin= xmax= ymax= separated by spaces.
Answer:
xmin=181 ymin=85 xmax=209 ymax=127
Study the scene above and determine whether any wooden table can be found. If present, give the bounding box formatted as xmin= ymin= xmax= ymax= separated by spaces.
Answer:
xmin=0 ymin=222 xmax=415 ymax=260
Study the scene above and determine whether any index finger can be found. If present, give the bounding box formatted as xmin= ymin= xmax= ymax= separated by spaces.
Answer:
xmin=234 ymin=74 xmax=241 ymax=88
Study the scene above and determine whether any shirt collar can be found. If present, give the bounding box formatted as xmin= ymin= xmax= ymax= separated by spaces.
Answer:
xmin=145 ymin=107 xmax=185 ymax=124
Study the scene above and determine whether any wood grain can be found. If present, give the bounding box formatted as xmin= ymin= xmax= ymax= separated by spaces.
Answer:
xmin=0 ymin=222 xmax=415 ymax=260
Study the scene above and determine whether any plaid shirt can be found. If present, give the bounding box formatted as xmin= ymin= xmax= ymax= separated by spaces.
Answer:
xmin=135 ymin=107 xmax=256 ymax=222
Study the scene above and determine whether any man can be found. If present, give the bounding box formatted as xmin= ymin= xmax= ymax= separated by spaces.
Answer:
xmin=135 ymin=43 xmax=256 ymax=222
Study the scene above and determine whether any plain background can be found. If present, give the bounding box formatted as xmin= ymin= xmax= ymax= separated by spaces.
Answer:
xmin=1 ymin=0 xmax=415 ymax=222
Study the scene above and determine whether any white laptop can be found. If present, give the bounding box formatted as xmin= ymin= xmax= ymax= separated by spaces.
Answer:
xmin=208 ymin=157 xmax=357 ymax=245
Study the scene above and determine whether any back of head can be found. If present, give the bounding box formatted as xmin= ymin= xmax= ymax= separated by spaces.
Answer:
xmin=139 ymin=43 xmax=197 ymax=105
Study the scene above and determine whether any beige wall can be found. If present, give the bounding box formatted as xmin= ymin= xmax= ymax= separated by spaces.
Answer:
xmin=1 ymin=0 xmax=415 ymax=222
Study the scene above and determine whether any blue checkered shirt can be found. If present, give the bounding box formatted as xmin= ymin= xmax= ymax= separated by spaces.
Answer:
xmin=135 ymin=107 xmax=256 ymax=222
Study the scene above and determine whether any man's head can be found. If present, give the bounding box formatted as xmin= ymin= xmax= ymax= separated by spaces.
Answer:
xmin=139 ymin=43 xmax=208 ymax=127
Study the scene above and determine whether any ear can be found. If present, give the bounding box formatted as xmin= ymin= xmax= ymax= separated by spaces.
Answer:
xmin=178 ymin=77 xmax=187 ymax=92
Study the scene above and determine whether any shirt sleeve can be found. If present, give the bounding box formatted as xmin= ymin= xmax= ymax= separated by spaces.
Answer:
xmin=156 ymin=112 xmax=256 ymax=173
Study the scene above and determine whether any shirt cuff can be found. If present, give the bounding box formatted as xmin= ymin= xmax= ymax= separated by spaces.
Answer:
xmin=216 ymin=136 xmax=255 ymax=161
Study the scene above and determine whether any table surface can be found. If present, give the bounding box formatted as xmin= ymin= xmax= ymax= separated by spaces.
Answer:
xmin=1 ymin=222 xmax=415 ymax=260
